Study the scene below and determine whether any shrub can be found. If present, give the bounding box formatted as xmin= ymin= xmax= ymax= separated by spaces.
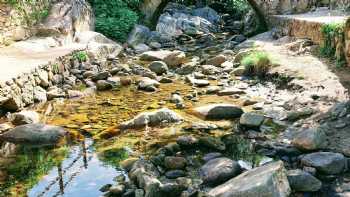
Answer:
xmin=89 ymin=0 xmax=142 ymax=42
xmin=241 ymin=51 xmax=272 ymax=77
xmin=320 ymin=22 xmax=346 ymax=67
xmin=73 ymin=51 xmax=88 ymax=62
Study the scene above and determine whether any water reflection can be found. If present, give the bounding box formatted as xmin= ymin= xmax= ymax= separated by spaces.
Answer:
xmin=28 ymin=138 xmax=121 ymax=197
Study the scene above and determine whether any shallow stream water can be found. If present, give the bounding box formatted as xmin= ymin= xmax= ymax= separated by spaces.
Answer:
xmin=0 ymin=79 xmax=255 ymax=196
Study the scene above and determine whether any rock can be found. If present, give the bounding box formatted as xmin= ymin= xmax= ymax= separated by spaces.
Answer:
xmin=287 ymin=169 xmax=322 ymax=192
xmin=206 ymin=55 xmax=227 ymax=67
xmin=128 ymin=160 xmax=162 ymax=197
xmin=292 ymin=128 xmax=326 ymax=151
xmin=159 ymin=77 xmax=173 ymax=83
xmin=199 ymin=136 xmax=226 ymax=151
xmin=96 ymin=80 xmax=113 ymax=91
xmin=134 ymin=43 xmax=151 ymax=53
xmin=149 ymin=61 xmax=168 ymax=75
xmin=230 ymin=35 xmax=246 ymax=43
xmin=0 ymin=124 xmax=67 ymax=146
xmin=92 ymin=71 xmax=111 ymax=81
xmin=10 ymin=111 xmax=40 ymax=126
xmin=192 ymin=6 xmax=220 ymax=24
xmin=239 ymin=113 xmax=265 ymax=128
xmin=200 ymin=157 xmax=241 ymax=186
xmin=160 ymin=182 xmax=187 ymax=197
xmin=2 ymin=95 xmax=23 ymax=111
xmin=67 ymin=90 xmax=84 ymax=98
xmin=163 ymin=50 xmax=186 ymax=67
xmin=164 ymin=156 xmax=187 ymax=169
xmin=193 ymin=104 xmax=243 ymax=120
xmin=140 ymin=50 xmax=186 ymax=67
xmin=127 ymin=25 xmax=151 ymax=47
xmin=301 ymin=152 xmax=346 ymax=175
xmin=33 ymin=86 xmax=47 ymax=103
xmin=176 ymin=135 xmax=198 ymax=148
xmin=47 ymin=87 xmax=65 ymax=100
xmin=185 ymin=76 xmax=210 ymax=87
xmin=205 ymin=86 xmax=221 ymax=94
xmin=201 ymin=65 xmax=220 ymax=75
xmin=120 ymin=157 xmax=139 ymax=172
xmin=170 ymin=93 xmax=183 ymax=104
xmin=208 ymin=161 xmax=291 ymax=197
xmin=109 ymin=185 xmax=126 ymax=195
xmin=137 ymin=77 xmax=160 ymax=92
xmin=217 ymin=87 xmax=245 ymax=96
xmin=119 ymin=108 xmax=183 ymax=129
xmin=165 ymin=170 xmax=186 ymax=179
xmin=231 ymin=66 xmax=246 ymax=76
xmin=203 ymin=152 xmax=223 ymax=162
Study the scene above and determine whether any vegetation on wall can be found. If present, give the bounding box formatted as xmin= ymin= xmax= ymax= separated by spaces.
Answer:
xmin=320 ymin=22 xmax=346 ymax=67
xmin=88 ymin=0 xmax=143 ymax=42
xmin=4 ymin=0 xmax=50 ymax=27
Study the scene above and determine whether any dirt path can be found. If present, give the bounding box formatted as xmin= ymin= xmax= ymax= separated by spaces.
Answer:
xmin=0 ymin=38 xmax=85 ymax=82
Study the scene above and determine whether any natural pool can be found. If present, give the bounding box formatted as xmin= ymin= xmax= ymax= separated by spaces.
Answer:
xmin=0 ymin=79 xmax=260 ymax=196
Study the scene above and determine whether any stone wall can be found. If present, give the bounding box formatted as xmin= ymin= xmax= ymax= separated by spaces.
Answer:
xmin=0 ymin=0 xmax=51 ymax=45
xmin=345 ymin=18 xmax=350 ymax=66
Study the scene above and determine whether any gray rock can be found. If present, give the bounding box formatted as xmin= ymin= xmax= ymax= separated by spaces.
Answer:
xmin=47 ymin=87 xmax=65 ymax=100
xmin=127 ymin=25 xmax=151 ymax=47
xmin=0 ymin=124 xmax=67 ymax=146
xmin=165 ymin=170 xmax=186 ymax=179
xmin=206 ymin=55 xmax=227 ymax=67
xmin=10 ymin=111 xmax=40 ymax=126
xmin=96 ymin=80 xmax=113 ymax=91
xmin=109 ymin=185 xmax=126 ymax=195
xmin=185 ymin=76 xmax=210 ymax=87
xmin=119 ymin=108 xmax=183 ymax=129
xmin=164 ymin=156 xmax=187 ymax=170
xmin=193 ymin=104 xmax=243 ymax=120
xmin=137 ymin=77 xmax=160 ymax=92
xmin=200 ymin=157 xmax=241 ymax=186
xmin=92 ymin=71 xmax=111 ymax=81
xmin=33 ymin=86 xmax=47 ymax=103
xmin=160 ymin=182 xmax=187 ymax=197
xmin=199 ymin=136 xmax=226 ymax=151
xmin=292 ymin=128 xmax=326 ymax=151
xmin=177 ymin=135 xmax=198 ymax=148
xmin=192 ymin=6 xmax=220 ymax=24
xmin=287 ymin=169 xmax=322 ymax=192
xmin=149 ymin=61 xmax=168 ymax=75
xmin=301 ymin=152 xmax=346 ymax=175
xmin=140 ymin=50 xmax=186 ymax=67
xmin=208 ymin=161 xmax=291 ymax=197
xmin=239 ymin=113 xmax=265 ymax=128
xmin=217 ymin=87 xmax=245 ymax=96
xmin=134 ymin=43 xmax=151 ymax=53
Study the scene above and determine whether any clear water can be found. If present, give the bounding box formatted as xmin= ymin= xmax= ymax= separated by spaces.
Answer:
xmin=27 ymin=138 xmax=122 ymax=197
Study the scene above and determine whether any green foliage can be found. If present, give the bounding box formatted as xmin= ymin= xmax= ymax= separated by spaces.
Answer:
xmin=320 ymin=22 xmax=346 ymax=67
xmin=5 ymin=0 xmax=50 ymax=26
xmin=73 ymin=51 xmax=88 ymax=62
xmin=241 ymin=51 xmax=272 ymax=77
xmin=89 ymin=0 xmax=142 ymax=42
xmin=99 ymin=147 xmax=129 ymax=167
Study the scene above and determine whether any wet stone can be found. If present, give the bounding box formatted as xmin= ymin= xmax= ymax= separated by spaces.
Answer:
xmin=165 ymin=170 xmax=186 ymax=179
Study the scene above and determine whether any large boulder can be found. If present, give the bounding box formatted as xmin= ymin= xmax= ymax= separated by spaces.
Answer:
xmin=37 ymin=0 xmax=94 ymax=42
xmin=208 ymin=161 xmax=291 ymax=197
xmin=200 ymin=157 xmax=241 ymax=186
xmin=300 ymin=152 xmax=346 ymax=175
xmin=193 ymin=104 xmax=243 ymax=120
xmin=287 ymin=169 xmax=322 ymax=192
xmin=127 ymin=25 xmax=151 ymax=47
xmin=119 ymin=108 xmax=183 ymax=130
xmin=292 ymin=128 xmax=326 ymax=151
xmin=140 ymin=50 xmax=186 ymax=67
xmin=0 ymin=124 xmax=68 ymax=146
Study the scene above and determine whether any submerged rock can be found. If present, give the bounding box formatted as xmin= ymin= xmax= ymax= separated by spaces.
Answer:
xmin=119 ymin=108 xmax=183 ymax=129
xmin=193 ymin=104 xmax=243 ymax=120
xmin=200 ymin=157 xmax=241 ymax=186
xmin=9 ymin=110 xmax=40 ymax=126
xmin=0 ymin=123 xmax=67 ymax=146
xmin=207 ymin=161 xmax=291 ymax=197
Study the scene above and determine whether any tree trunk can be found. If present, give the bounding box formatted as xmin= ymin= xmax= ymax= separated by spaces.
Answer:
xmin=246 ymin=0 xmax=268 ymax=31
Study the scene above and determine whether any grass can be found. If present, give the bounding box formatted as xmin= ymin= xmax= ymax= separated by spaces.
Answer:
xmin=73 ymin=51 xmax=88 ymax=62
xmin=241 ymin=51 xmax=272 ymax=77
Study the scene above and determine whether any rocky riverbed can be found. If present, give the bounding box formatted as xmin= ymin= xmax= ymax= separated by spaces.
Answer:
xmin=0 ymin=2 xmax=350 ymax=197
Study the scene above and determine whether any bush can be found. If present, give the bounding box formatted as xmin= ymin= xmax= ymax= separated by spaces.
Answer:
xmin=241 ymin=51 xmax=272 ymax=77
xmin=89 ymin=0 xmax=142 ymax=42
